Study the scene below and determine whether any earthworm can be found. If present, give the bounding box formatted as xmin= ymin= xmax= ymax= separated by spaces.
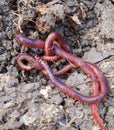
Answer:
xmin=17 ymin=53 xmax=97 ymax=104
xmin=16 ymin=32 xmax=107 ymax=130
xmin=52 ymin=45 xmax=107 ymax=129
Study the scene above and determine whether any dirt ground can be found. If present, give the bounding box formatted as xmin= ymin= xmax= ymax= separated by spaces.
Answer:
xmin=0 ymin=0 xmax=114 ymax=130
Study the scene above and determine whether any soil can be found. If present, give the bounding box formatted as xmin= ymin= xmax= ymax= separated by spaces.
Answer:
xmin=0 ymin=0 xmax=114 ymax=130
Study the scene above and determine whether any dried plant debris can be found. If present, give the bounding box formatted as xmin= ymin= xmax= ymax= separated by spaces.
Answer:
xmin=12 ymin=0 xmax=86 ymax=33
xmin=13 ymin=0 xmax=36 ymax=31
xmin=35 ymin=1 xmax=87 ymax=33
xmin=35 ymin=2 xmax=70 ymax=33
xmin=68 ymin=14 xmax=81 ymax=26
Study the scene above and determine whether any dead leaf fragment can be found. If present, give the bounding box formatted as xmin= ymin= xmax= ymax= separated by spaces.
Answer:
xmin=70 ymin=14 xmax=81 ymax=25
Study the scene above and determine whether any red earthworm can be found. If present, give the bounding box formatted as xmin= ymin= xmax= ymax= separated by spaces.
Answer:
xmin=42 ymin=55 xmax=106 ymax=129
xmin=17 ymin=54 xmax=94 ymax=104
xmin=45 ymin=32 xmax=107 ymax=130
xmin=16 ymin=32 xmax=108 ymax=103
xmin=16 ymin=32 xmax=107 ymax=129
xmin=52 ymin=45 xmax=107 ymax=129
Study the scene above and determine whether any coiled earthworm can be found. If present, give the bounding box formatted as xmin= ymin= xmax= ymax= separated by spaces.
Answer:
xmin=17 ymin=54 xmax=43 ymax=71
xmin=16 ymin=32 xmax=107 ymax=130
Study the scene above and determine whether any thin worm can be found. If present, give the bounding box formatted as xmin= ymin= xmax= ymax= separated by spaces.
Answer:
xmin=16 ymin=32 xmax=107 ymax=130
